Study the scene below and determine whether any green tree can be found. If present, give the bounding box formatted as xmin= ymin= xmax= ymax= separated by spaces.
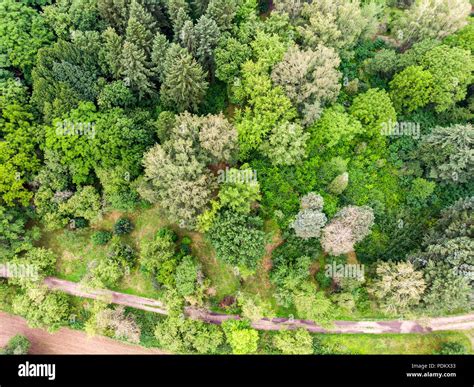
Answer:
xmin=234 ymin=61 xmax=297 ymax=158
xmin=389 ymin=66 xmax=434 ymax=112
xmin=271 ymin=45 xmax=341 ymax=126
xmin=198 ymin=113 xmax=238 ymax=163
xmin=0 ymin=0 xmax=52 ymax=80
xmin=0 ymin=206 xmax=38 ymax=259
xmin=350 ymin=88 xmax=397 ymax=136
xmin=308 ymin=105 xmax=363 ymax=149
xmin=260 ymin=122 xmax=309 ymax=166
xmin=215 ymin=36 xmax=251 ymax=83
xmin=395 ymin=0 xmax=471 ymax=46
xmin=273 ymin=328 xmax=313 ymax=354
xmin=422 ymin=261 xmax=471 ymax=313
xmin=155 ymin=315 xmax=224 ymax=353
xmin=418 ymin=124 xmax=473 ymax=184
xmin=120 ymin=41 xmax=155 ymax=99
xmin=368 ymin=261 xmax=426 ymax=315
xmin=140 ymin=228 xmax=177 ymax=286
xmin=208 ymin=210 xmax=266 ymax=273
xmin=12 ymin=285 xmax=70 ymax=332
xmin=175 ymin=255 xmax=199 ymax=297
xmin=321 ymin=206 xmax=374 ymax=255
xmin=409 ymin=197 xmax=473 ymax=278
xmin=59 ymin=186 xmax=101 ymax=222
xmin=218 ymin=166 xmax=261 ymax=214
xmin=291 ymin=193 xmax=327 ymax=239
xmin=1 ymin=335 xmax=31 ymax=355
xmin=420 ymin=45 xmax=473 ymax=112
xmin=160 ymin=44 xmax=208 ymax=112
xmin=296 ymin=0 xmax=380 ymax=54
xmin=222 ymin=319 xmax=259 ymax=354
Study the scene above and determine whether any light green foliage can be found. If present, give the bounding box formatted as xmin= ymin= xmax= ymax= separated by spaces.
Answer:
xmin=96 ymin=166 xmax=140 ymax=211
xmin=175 ymin=255 xmax=199 ymax=297
xmin=234 ymin=61 xmax=298 ymax=158
xmin=273 ymin=328 xmax=313 ymax=354
xmin=59 ymin=186 xmax=101 ymax=222
xmin=395 ymin=0 xmax=471 ymax=46
xmin=33 ymin=151 xmax=71 ymax=231
xmin=89 ymin=237 xmax=134 ymax=288
xmin=12 ymin=285 xmax=69 ymax=332
xmin=10 ymin=247 xmax=57 ymax=280
xmin=443 ymin=17 xmax=474 ymax=53
xmin=368 ymin=261 xmax=426 ymax=315
xmin=389 ymin=66 xmax=434 ymax=112
xmin=222 ymin=319 xmax=259 ymax=354
xmin=271 ymin=45 xmax=341 ymax=126
xmin=408 ymin=178 xmax=435 ymax=207
xmin=296 ymin=0 xmax=381 ymax=53
xmin=293 ymin=282 xmax=334 ymax=324
xmin=260 ymin=122 xmax=309 ymax=166
xmin=309 ymin=105 xmax=363 ymax=149
xmin=0 ymin=80 xmax=40 ymax=207
xmin=0 ymin=0 xmax=52 ymax=79
xmin=250 ymin=30 xmax=288 ymax=71
xmin=328 ymin=172 xmax=349 ymax=195
xmin=350 ymin=88 xmax=397 ymax=135
xmin=418 ymin=124 xmax=474 ymax=184
xmin=140 ymin=228 xmax=177 ymax=287
xmin=218 ymin=167 xmax=261 ymax=214
xmin=420 ymin=45 xmax=473 ymax=112
xmin=45 ymin=102 xmax=154 ymax=185
xmin=237 ymin=293 xmax=274 ymax=322
xmin=155 ymin=315 xmax=224 ymax=353
xmin=0 ymin=206 xmax=39 ymax=259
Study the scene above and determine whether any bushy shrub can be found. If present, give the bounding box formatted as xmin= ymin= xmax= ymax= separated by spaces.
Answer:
xmin=91 ymin=231 xmax=112 ymax=246
xmin=114 ymin=218 xmax=134 ymax=235
xmin=1 ymin=334 xmax=31 ymax=355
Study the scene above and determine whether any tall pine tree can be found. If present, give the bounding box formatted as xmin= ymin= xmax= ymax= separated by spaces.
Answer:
xmin=160 ymin=44 xmax=208 ymax=112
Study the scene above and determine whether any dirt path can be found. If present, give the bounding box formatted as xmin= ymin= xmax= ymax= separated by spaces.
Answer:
xmin=0 ymin=311 xmax=166 ymax=354
xmin=2 ymin=266 xmax=474 ymax=335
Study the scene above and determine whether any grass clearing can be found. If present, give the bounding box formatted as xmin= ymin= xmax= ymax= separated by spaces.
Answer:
xmin=315 ymin=331 xmax=473 ymax=354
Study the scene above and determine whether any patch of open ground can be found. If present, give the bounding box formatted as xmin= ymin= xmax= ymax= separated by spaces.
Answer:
xmin=0 ymin=311 xmax=166 ymax=354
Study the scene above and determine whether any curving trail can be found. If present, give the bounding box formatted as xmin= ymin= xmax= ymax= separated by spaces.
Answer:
xmin=2 ymin=266 xmax=474 ymax=334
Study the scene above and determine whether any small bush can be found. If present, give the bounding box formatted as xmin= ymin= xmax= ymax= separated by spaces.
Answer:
xmin=72 ymin=217 xmax=88 ymax=229
xmin=1 ymin=334 xmax=30 ymax=354
xmin=91 ymin=231 xmax=112 ymax=246
xmin=114 ymin=218 xmax=134 ymax=235
xmin=437 ymin=342 xmax=467 ymax=355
